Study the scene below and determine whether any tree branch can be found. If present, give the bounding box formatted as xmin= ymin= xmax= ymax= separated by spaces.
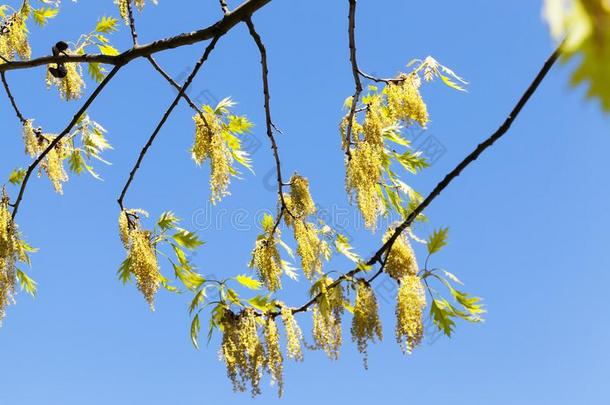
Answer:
xmin=125 ymin=0 xmax=139 ymax=46
xmin=343 ymin=0 xmax=363 ymax=158
xmin=286 ymin=44 xmax=563 ymax=316
xmin=0 ymin=0 xmax=272 ymax=73
xmin=1 ymin=71 xmax=27 ymax=125
xmin=245 ymin=17 xmax=293 ymax=235
xmin=11 ymin=65 xmax=124 ymax=219
xmin=117 ymin=37 xmax=220 ymax=210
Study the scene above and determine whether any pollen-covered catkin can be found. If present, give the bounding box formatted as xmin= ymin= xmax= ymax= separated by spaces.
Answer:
xmin=280 ymin=305 xmax=303 ymax=361
xmin=192 ymin=113 xmax=233 ymax=204
xmin=41 ymin=139 xmax=69 ymax=194
xmin=127 ymin=229 xmax=161 ymax=309
xmin=0 ymin=191 xmax=17 ymax=324
xmin=384 ymin=229 xmax=419 ymax=280
xmin=118 ymin=211 xmax=130 ymax=248
xmin=250 ymin=235 xmax=283 ymax=292
xmin=22 ymin=120 xmax=40 ymax=157
xmin=311 ymin=279 xmax=345 ymax=360
xmin=0 ymin=13 xmax=31 ymax=61
xmin=220 ymin=309 xmax=266 ymax=396
xmin=385 ymin=73 xmax=429 ymax=127
xmin=351 ymin=280 xmax=383 ymax=368
xmin=293 ymin=220 xmax=322 ymax=280
xmin=395 ymin=274 xmax=426 ymax=354
xmin=264 ymin=317 xmax=284 ymax=397
xmin=46 ymin=63 xmax=85 ymax=101
xmin=345 ymin=141 xmax=383 ymax=230
xmin=288 ymin=174 xmax=316 ymax=219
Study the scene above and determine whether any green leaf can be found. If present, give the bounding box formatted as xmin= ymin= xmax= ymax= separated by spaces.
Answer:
xmin=248 ymin=295 xmax=272 ymax=312
xmin=261 ymin=213 xmax=275 ymax=233
xmin=172 ymin=228 xmax=203 ymax=250
xmin=235 ymin=274 xmax=262 ymax=290
xmin=32 ymin=7 xmax=58 ymax=26
xmin=88 ymin=63 xmax=107 ymax=83
xmin=8 ymin=168 xmax=26 ymax=185
xmin=117 ymin=257 xmax=132 ymax=284
xmin=157 ymin=211 xmax=179 ymax=231
xmin=95 ymin=16 xmax=119 ymax=33
xmin=191 ymin=313 xmax=201 ymax=349
xmin=16 ymin=269 xmax=37 ymax=296
xmin=98 ymin=44 xmax=120 ymax=56
xmin=189 ymin=289 xmax=206 ymax=314
xmin=430 ymin=298 xmax=456 ymax=337
xmin=427 ymin=227 xmax=449 ymax=255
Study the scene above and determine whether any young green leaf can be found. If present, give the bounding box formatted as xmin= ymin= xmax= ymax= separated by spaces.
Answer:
xmin=427 ymin=227 xmax=449 ymax=254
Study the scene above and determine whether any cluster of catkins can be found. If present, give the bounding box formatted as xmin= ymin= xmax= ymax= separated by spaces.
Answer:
xmin=0 ymin=189 xmax=28 ymax=324
xmin=0 ymin=9 xmax=30 ymax=61
xmin=342 ymin=73 xmax=429 ymax=229
xmin=117 ymin=0 xmax=157 ymax=24
xmin=119 ymin=210 xmax=162 ymax=309
xmin=283 ymin=174 xmax=331 ymax=280
xmin=383 ymin=228 xmax=426 ymax=353
xmin=192 ymin=110 xmax=233 ymax=204
xmin=219 ymin=305 xmax=305 ymax=397
xmin=23 ymin=121 xmax=70 ymax=194
xmin=45 ymin=60 xmax=85 ymax=101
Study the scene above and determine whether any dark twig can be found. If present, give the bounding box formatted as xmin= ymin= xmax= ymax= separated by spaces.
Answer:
xmin=245 ymin=18 xmax=293 ymax=234
xmin=343 ymin=0 xmax=363 ymax=159
xmin=287 ymin=44 xmax=563 ymax=315
xmin=1 ymin=71 xmax=27 ymax=125
xmin=220 ymin=0 xmax=230 ymax=14
xmin=117 ymin=37 xmax=220 ymax=210
xmin=0 ymin=0 xmax=272 ymax=73
xmin=11 ymin=65 xmax=123 ymax=219
xmin=125 ymin=0 xmax=139 ymax=46
xmin=145 ymin=55 xmax=209 ymax=127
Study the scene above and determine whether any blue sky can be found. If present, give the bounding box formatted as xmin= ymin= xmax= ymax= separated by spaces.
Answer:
xmin=1 ymin=0 xmax=609 ymax=404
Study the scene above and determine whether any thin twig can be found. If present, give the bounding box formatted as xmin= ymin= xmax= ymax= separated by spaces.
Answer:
xmin=245 ymin=18 xmax=293 ymax=235
xmin=145 ymin=55 xmax=209 ymax=127
xmin=0 ymin=0 xmax=272 ymax=73
xmin=125 ymin=0 xmax=139 ymax=46
xmin=1 ymin=71 xmax=27 ymax=125
xmin=343 ymin=0 xmax=363 ymax=159
xmin=117 ymin=37 xmax=220 ymax=210
xmin=11 ymin=65 xmax=123 ymax=219
xmin=219 ymin=0 xmax=230 ymax=14
xmin=286 ymin=44 xmax=563 ymax=315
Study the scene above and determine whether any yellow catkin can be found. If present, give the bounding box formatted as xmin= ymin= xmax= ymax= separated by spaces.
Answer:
xmin=385 ymin=74 xmax=429 ymax=127
xmin=362 ymin=94 xmax=390 ymax=148
xmin=311 ymin=279 xmax=344 ymax=360
xmin=250 ymin=235 xmax=282 ymax=292
xmin=127 ymin=229 xmax=161 ymax=309
xmin=351 ymin=281 xmax=383 ymax=369
xmin=280 ymin=305 xmax=303 ymax=361
xmin=46 ymin=62 xmax=85 ymax=101
xmin=41 ymin=139 xmax=69 ymax=194
xmin=192 ymin=113 xmax=233 ymax=204
xmin=118 ymin=211 xmax=130 ymax=248
xmin=22 ymin=120 xmax=40 ymax=157
xmin=384 ymin=229 xmax=419 ymax=281
xmin=339 ymin=114 xmax=364 ymax=150
xmin=289 ymin=174 xmax=316 ymax=219
xmin=0 ymin=13 xmax=31 ymax=61
xmin=345 ymin=141 xmax=383 ymax=230
xmin=0 ymin=191 xmax=17 ymax=324
xmin=395 ymin=274 xmax=426 ymax=354
xmin=116 ymin=0 xmax=129 ymax=23
xmin=293 ymin=220 xmax=322 ymax=280
xmin=220 ymin=309 xmax=265 ymax=396
xmin=264 ymin=317 xmax=284 ymax=397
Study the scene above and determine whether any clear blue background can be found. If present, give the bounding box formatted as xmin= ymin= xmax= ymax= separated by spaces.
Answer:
xmin=1 ymin=0 xmax=608 ymax=403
